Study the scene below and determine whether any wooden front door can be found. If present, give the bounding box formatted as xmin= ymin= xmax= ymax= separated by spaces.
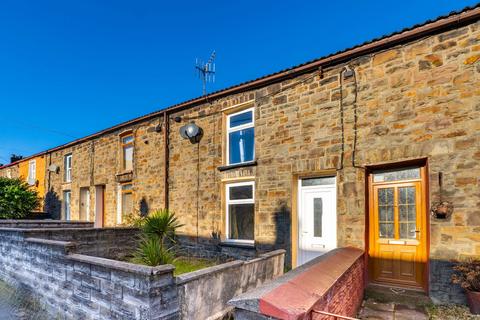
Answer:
xmin=368 ymin=166 xmax=428 ymax=290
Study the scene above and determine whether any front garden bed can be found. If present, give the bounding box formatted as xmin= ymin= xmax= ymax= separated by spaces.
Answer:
xmin=0 ymin=220 xmax=285 ymax=319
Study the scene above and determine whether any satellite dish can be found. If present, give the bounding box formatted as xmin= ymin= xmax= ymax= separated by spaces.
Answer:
xmin=179 ymin=123 xmax=203 ymax=143
xmin=48 ymin=164 xmax=59 ymax=173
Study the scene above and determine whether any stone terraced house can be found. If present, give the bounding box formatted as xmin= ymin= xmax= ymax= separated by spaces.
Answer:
xmin=1 ymin=4 xmax=480 ymax=304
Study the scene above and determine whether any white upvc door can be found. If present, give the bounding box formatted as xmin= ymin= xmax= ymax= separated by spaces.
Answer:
xmin=297 ymin=177 xmax=337 ymax=266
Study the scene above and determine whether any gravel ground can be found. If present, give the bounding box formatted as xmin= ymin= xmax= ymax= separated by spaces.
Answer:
xmin=0 ymin=281 xmax=49 ymax=320
xmin=426 ymin=304 xmax=480 ymax=320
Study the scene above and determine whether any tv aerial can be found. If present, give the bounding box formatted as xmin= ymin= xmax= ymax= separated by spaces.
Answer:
xmin=195 ymin=50 xmax=216 ymax=96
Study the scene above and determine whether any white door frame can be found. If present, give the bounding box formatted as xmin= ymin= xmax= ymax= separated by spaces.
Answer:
xmin=297 ymin=177 xmax=337 ymax=266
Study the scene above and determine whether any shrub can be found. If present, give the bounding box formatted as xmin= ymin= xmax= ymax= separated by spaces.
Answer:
xmin=132 ymin=237 xmax=174 ymax=266
xmin=132 ymin=209 xmax=184 ymax=266
xmin=0 ymin=177 xmax=40 ymax=219
xmin=451 ymin=259 xmax=480 ymax=292
xmin=138 ymin=209 xmax=184 ymax=249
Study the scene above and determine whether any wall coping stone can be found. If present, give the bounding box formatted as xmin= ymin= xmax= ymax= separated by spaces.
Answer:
xmin=67 ymin=253 xmax=175 ymax=276
xmin=0 ymin=226 xmax=138 ymax=233
xmin=175 ymin=249 xmax=286 ymax=285
xmin=0 ymin=220 xmax=93 ymax=224
xmin=25 ymin=237 xmax=76 ymax=248
xmin=175 ymin=260 xmax=244 ymax=285
xmin=229 ymin=247 xmax=364 ymax=314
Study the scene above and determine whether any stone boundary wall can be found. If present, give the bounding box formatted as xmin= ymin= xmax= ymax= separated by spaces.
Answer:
xmin=176 ymin=249 xmax=285 ymax=320
xmin=0 ymin=220 xmax=94 ymax=228
xmin=230 ymin=248 xmax=364 ymax=320
xmin=23 ymin=227 xmax=141 ymax=260
xmin=0 ymin=227 xmax=140 ymax=260
xmin=0 ymin=230 xmax=178 ymax=319
xmin=0 ymin=227 xmax=285 ymax=319
xmin=175 ymin=235 xmax=259 ymax=262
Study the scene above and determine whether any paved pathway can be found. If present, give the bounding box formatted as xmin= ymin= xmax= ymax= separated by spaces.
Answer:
xmin=358 ymin=299 xmax=428 ymax=320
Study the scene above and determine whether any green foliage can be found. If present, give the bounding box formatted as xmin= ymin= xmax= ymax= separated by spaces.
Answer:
xmin=138 ymin=209 xmax=184 ymax=248
xmin=132 ymin=209 xmax=184 ymax=266
xmin=131 ymin=236 xmax=174 ymax=266
xmin=172 ymin=257 xmax=217 ymax=276
xmin=0 ymin=177 xmax=40 ymax=219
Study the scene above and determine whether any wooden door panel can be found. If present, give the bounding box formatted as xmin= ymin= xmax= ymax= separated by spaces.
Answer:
xmin=368 ymin=168 xmax=427 ymax=291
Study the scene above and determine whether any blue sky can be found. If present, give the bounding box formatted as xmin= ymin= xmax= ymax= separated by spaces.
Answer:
xmin=0 ymin=0 xmax=478 ymax=164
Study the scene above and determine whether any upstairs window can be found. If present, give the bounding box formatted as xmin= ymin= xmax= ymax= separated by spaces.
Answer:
xmin=121 ymin=134 xmax=134 ymax=171
xmin=226 ymin=181 xmax=255 ymax=243
xmin=226 ymin=108 xmax=254 ymax=165
xmin=64 ymin=154 xmax=72 ymax=182
xmin=27 ymin=160 xmax=36 ymax=185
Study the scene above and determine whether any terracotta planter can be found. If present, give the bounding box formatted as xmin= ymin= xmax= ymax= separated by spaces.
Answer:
xmin=466 ymin=290 xmax=480 ymax=315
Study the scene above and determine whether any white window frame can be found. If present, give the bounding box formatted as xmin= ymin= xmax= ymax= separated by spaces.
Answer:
xmin=64 ymin=154 xmax=72 ymax=182
xmin=27 ymin=160 xmax=36 ymax=184
xmin=226 ymin=107 xmax=255 ymax=165
xmin=225 ymin=181 xmax=255 ymax=244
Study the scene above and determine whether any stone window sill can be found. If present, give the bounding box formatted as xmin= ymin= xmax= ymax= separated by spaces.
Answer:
xmin=217 ymin=161 xmax=257 ymax=172
xmin=116 ymin=171 xmax=133 ymax=183
xmin=219 ymin=241 xmax=256 ymax=249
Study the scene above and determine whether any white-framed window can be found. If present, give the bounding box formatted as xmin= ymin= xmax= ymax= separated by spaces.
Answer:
xmin=6 ymin=169 xmax=11 ymax=178
xmin=121 ymin=134 xmax=134 ymax=171
xmin=64 ymin=154 xmax=72 ymax=182
xmin=225 ymin=181 xmax=255 ymax=244
xmin=27 ymin=160 xmax=36 ymax=185
xmin=117 ymin=183 xmax=133 ymax=224
xmin=226 ymin=108 xmax=254 ymax=165
xmin=63 ymin=190 xmax=71 ymax=220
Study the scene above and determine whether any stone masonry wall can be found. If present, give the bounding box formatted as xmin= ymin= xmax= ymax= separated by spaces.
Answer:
xmin=3 ymin=16 xmax=479 ymax=303
xmin=45 ymin=117 xmax=166 ymax=226
xmin=0 ymin=229 xmax=178 ymax=320
xmin=0 ymin=227 xmax=285 ymax=320
xmin=23 ymin=227 xmax=141 ymax=260
xmin=176 ymin=249 xmax=285 ymax=320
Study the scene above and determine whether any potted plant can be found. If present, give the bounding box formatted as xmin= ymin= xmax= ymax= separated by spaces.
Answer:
xmin=451 ymin=259 xmax=480 ymax=314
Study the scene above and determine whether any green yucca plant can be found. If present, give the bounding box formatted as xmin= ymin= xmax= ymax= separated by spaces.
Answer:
xmin=132 ymin=209 xmax=184 ymax=266
xmin=138 ymin=209 xmax=184 ymax=250
xmin=132 ymin=236 xmax=174 ymax=266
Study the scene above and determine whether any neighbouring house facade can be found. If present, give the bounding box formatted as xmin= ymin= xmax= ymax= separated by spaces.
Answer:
xmin=1 ymin=5 xmax=479 ymax=303
xmin=0 ymin=153 xmax=47 ymax=210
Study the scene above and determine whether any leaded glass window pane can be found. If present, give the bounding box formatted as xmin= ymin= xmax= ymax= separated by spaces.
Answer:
xmin=398 ymin=186 xmax=416 ymax=239
xmin=378 ymin=188 xmax=394 ymax=238
xmin=373 ymin=167 xmax=420 ymax=182
xmin=301 ymin=176 xmax=336 ymax=187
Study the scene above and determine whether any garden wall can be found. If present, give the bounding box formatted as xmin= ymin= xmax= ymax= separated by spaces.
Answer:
xmin=0 ymin=230 xmax=178 ymax=319
xmin=176 ymin=249 xmax=285 ymax=320
xmin=0 ymin=220 xmax=93 ymax=228
xmin=176 ymin=234 xmax=259 ymax=262
xmin=230 ymin=247 xmax=365 ymax=320
xmin=23 ymin=227 xmax=140 ymax=260
xmin=0 ymin=225 xmax=285 ymax=319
